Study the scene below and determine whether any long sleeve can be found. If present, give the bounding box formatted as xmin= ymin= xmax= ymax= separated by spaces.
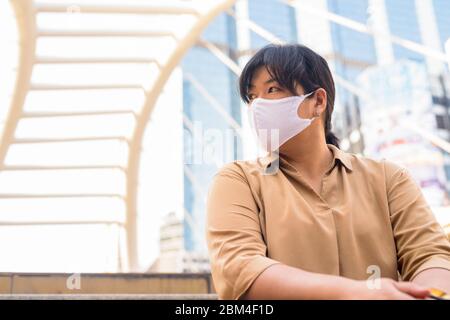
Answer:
xmin=205 ymin=162 xmax=281 ymax=300
xmin=385 ymin=160 xmax=450 ymax=281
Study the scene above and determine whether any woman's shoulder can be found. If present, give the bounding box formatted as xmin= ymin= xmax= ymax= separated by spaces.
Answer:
xmin=346 ymin=151 xmax=407 ymax=180
xmin=214 ymin=158 xmax=266 ymax=178
xmin=211 ymin=158 xmax=275 ymax=189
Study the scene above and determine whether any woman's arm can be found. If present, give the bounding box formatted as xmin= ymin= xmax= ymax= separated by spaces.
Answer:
xmin=241 ymin=263 xmax=430 ymax=300
xmin=413 ymin=268 xmax=450 ymax=293
xmin=384 ymin=161 xmax=450 ymax=282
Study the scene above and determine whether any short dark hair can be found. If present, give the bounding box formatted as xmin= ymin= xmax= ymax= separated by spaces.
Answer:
xmin=238 ymin=43 xmax=340 ymax=148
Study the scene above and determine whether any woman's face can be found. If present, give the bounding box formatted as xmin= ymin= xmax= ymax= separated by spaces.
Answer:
xmin=246 ymin=66 xmax=317 ymax=120
xmin=246 ymin=66 xmax=328 ymax=151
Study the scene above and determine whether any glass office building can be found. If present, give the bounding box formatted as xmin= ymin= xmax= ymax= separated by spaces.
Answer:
xmin=362 ymin=0 xmax=450 ymax=201
xmin=433 ymin=0 xmax=450 ymax=55
xmin=182 ymin=12 xmax=241 ymax=256
xmin=385 ymin=0 xmax=424 ymax=62
xmin=430 ymin=0 xmax=450 ymax=193
xmin=248 ymin=0 xmax=298 ymax=48
xmin=327 ymin=0 xmax=377 ymax=152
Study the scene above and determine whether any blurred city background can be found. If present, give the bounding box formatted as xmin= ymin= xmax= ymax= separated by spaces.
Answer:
xmin=0 ymin=0 xmax=449 ymax=280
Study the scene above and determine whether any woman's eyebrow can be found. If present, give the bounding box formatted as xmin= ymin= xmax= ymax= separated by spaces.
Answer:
xmin=249 ymin=78 xmax=277 ymax=89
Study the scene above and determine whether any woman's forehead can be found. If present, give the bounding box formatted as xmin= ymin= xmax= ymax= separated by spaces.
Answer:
xmin=248 ymin=67 xmax=273 ymax=88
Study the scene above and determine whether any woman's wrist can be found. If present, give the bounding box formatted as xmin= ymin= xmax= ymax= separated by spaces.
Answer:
xmin=305 ymin=274 xmax=363 ymax=300
xmin=336 ymin=279 xmax=366 ymax=300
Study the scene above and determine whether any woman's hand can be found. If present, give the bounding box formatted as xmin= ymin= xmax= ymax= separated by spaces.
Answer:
xmin=347 ymin=278 xmax=430 ymax=300
xmin=238 ymin=263 xmax=431 ymax=300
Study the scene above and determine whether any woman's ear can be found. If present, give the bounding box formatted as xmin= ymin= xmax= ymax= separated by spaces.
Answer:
xmin=314 ymin=88 xmax=327 ymax=117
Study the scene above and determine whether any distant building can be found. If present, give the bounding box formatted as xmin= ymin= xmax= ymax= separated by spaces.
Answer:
xmin=357 ymin=60 xmax=448 ymax=206
xmin=148 ymin=211 xmax=210 ymax=273
xmin=181 ymin=9 xmax=241 ymax=259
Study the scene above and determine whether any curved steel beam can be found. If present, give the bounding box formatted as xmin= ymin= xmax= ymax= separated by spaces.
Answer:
xmin=0 ymin=0 xmax=36 ymax=168
xmin=126 ymin=0 xmax=237 ymax=271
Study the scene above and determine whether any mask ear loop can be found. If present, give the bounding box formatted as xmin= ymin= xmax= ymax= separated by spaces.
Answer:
xmin=303 ymin=90 xmax=320 ymax=120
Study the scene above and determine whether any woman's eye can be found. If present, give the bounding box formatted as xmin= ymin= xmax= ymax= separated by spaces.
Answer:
xmin=268 ymin=87 xmax=280 ymax=93
xmin=247 ymin=87 xmax=280 ymax=101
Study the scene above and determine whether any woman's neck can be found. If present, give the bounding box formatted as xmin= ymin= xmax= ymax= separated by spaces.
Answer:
xmin=279 ymin=132 xmax=333 ymax=179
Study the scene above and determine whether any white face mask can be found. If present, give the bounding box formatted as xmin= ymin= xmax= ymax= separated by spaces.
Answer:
xmin=248 ymin=91 xmax=316 ymax=152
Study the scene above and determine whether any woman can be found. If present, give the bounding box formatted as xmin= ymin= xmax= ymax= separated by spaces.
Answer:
xmin=205 ymin=44 xmax=450 ymax=300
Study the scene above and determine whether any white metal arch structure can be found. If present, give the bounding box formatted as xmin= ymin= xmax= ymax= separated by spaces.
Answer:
xmin=126 ymin=0 xmax=236 ymax=272
xmin=3 ymin=0 xmax=236 ymax=272
xmin=5 ymin=0 xmax=448 ymax=274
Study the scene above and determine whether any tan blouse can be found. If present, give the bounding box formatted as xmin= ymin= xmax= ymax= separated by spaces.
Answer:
xmin=205 ymin=144 xmax=450 ymax=300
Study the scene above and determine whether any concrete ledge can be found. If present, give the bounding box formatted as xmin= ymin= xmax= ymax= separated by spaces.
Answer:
xmin=0 ymin=276 xmax=11 ymax=293
xmin=0 ymin=273 xmax=216 ymax=295
xmin=0 ymin=294 xmax=218 ymax=300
